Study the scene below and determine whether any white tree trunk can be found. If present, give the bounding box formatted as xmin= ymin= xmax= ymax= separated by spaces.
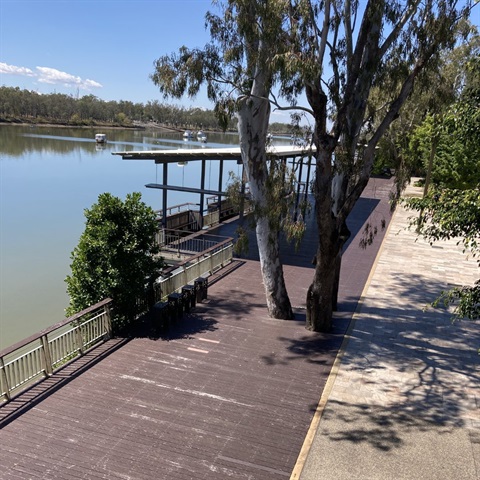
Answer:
xmin=237 ymin=95 xmax=293 ymax=319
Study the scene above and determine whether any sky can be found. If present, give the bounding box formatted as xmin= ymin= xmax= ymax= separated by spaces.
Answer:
xmin=0 ymin=0 xmax=217 ymax=106
xmin=1 ymin=0 xmax=479 ymax=121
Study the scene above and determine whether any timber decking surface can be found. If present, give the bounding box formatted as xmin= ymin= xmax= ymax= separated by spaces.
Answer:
xmin=0 ymin=177 xmax=393 ymax=480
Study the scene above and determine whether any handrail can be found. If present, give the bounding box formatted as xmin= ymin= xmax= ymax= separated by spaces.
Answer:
xmin=0 ymin=234 xmax=235 ymax=404
xmin=0 ymin=299 xmax=112 ymax=403
xmin=157 ymin=229 xmax=230 ymax=253
xmin=155 ymin=202 xmax=199 ymax=218
xmin=157 ymin=241 xmax=233 ymax=299
xmin=160 ymin=237 xmax=233 ymax=277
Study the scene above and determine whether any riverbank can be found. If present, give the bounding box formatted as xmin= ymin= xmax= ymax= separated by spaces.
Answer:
xmin=0 ymin=118 xmax=234 ymax=134
xmin=0 ymin=118 xmax=167 ymax=132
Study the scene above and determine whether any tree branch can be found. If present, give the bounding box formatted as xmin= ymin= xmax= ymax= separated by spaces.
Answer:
xmin=379 ymin=0 xmax=422 ymax=58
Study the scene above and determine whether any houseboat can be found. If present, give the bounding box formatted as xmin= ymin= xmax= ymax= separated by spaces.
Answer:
xmin=95 ymin=133 xmax=107 ymax=144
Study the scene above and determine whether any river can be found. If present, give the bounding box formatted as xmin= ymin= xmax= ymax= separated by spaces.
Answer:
xmin=1 ymin=125 xmax=293 ymax=349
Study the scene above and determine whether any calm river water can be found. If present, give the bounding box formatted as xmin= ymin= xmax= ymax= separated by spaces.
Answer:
xmin=0 ymin=125 xmax=293 ymax=350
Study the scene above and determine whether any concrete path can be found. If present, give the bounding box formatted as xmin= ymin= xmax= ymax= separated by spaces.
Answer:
xmin=295 ymin=182 xmax=479 ymax=480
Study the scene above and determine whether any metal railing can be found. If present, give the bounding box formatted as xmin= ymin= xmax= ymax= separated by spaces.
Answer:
xmin=0 ymin=299 xmax=112 ymax=403
xmin=157 ymin=239 xmax=233 ymax=299
xmin=155 ymin=203 xmax=201 ymax=232
xmin=203 ymin=209 xmax=220 ymax=227
xmin=155 ymin=202 xmax=199 ymax=218
xmin=157 ymin=229 xmax=227 ymax=255
xmin=0 ymin=234 xmax=234 ymax=405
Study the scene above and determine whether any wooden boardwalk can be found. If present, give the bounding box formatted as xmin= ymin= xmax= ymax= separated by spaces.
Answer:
xmin=0 ymin=178 xmax=394 ymax=480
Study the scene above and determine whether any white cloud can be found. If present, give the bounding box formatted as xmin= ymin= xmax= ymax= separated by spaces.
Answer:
xmin=0 ymin=62 xmax=35 ymax=76
xmin=0 ymin=62 xmax=102 ymax=91
xmin=36 ymin=66 xmax=102 ymax=90
xmin=83 ymin=78 xmax=103 ymax=89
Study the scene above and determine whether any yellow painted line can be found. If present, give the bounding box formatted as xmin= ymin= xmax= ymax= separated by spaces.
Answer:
xmin=289 ymin=206 xmax=399 ymax=479
xmin=187 ymin=347 xmax=209 ymax=354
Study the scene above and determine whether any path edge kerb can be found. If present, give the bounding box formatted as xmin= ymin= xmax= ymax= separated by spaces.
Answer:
xmin=289 ymin=204 xmax=400 ymax=480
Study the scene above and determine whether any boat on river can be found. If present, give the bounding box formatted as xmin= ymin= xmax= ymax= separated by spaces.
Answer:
xmin=95 ymin=133 xmax=107 ymax=144
xmin=183 ymin=130 xmax=194 ymax=139
xmin=197 ymin=131 xmax=207 ymax=143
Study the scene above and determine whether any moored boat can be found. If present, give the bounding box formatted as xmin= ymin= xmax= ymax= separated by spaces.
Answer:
xmin=197 ymin=130 xmax=207 ymax=142
xmin=95 ymin=133 xmax=107 ymax=143
xmin=183 ymin=130 xmax=194 ymax=139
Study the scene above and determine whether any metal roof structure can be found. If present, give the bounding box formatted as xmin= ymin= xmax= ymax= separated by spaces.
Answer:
xmin=112 ymin=144 xmax=316 ymax=228
xmin=112 ymin=144 xmax=315 ymax=163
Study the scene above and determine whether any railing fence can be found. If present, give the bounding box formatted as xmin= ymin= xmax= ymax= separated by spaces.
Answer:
xmin=0 ymin=299 xmax=112 ymax=404
xmin=0 ymin=231 xmax=235 ymax=405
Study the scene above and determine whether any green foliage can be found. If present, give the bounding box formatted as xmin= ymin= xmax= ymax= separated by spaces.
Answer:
xmin=406 ymin=94 xmax=480 ymax=190
xmin=404 ymin=83 xmax=479 ymax=321
xmin=150 ymin=1 xmax=296 ymax=129
xmin=407 ymin=188 xmax=480 ymax=255
xmin=65 ymin=192 xmax=163 ymax=329
xmin=432 ymin=281 xmax=480 ymax=321
xmin=225 ymin=156 xmax=308 ymax=254
xmin=265 ymin=156 xmax=307 ymax=250
xmin=0 ymin=85 xmax=231 ymax=131
xmin=368 ymin=22 xmax=479 ymax=205
xmin=404 ymin=188 xmax=480 ymax=320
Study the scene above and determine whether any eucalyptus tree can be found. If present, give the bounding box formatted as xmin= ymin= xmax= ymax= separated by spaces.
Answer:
xmin=151 ymin=0 xmax=296 ymax=319
xmin=150 ymin=0 xmax=473 ymax=329
xmin=278 ymin=0 xmax=474 ymax=331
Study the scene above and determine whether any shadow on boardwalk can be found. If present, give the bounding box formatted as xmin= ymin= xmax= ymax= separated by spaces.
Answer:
xmin=0 ymin=177 xmax=399 ymax=480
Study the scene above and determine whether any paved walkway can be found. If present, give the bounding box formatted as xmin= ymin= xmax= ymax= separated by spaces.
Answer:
xmin=296 ymin=182 xmax=479 ymax=479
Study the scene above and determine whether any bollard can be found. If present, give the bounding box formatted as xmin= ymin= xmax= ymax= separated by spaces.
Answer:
xmin=168 ymin=292 xmax=183 ymax=321
xmin=182 ymin=284 xmax=196 ymax=311
xmin=194 ymin=277 xmax=208 ymax=303
xmin=151 ymin=301 xmax=170 ymax=333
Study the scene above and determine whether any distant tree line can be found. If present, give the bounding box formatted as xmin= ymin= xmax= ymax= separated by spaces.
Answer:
xmin=0 ymin=85 xmax=243 ymax=131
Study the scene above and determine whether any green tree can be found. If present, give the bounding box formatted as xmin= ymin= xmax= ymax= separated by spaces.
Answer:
xmin=281 ymin=0 xmax=473 ymax=332
xmin=150 ymin=0 xmax=474 ymax=331
xmin=368 ymin=21 xmax=479 ymax=185
xmin=405 ymin=189 xmax=479 ymax=320
xmin=151 ymin=0 xmax=297 ymax=319
xmin=406 ymin=102 xmax=480 ymax=190
xmin=404 ymin=84 xmax=479 ymax=320
xmin=65 ymin=192 xmax=163 ymax=328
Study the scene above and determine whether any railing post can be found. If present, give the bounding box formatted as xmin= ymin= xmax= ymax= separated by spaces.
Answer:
xmin=104 ymin=303 xmax=113 ymax=339
xmin=40 ymin=335 xmax=54 ymax=376
xmin=75 ymin=325 xmax=85 ymax=356
xmin=0 ymin=356 xmax=11 ymax=401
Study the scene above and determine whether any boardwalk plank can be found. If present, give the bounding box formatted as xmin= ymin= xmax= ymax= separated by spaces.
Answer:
xmin=0 ymin=178 xmax=394 ymax=480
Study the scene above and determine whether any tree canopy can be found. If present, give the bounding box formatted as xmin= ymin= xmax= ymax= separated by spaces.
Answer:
xmin=277 ymin=0 xmax=474 ymax=331
xmin=151 ymin=0 xmax=476 ymax=332
xmin=151 ymin=0 xmax=307 ymax=319
xmin=403 ymin=74 xmax=480 ymax=320
xmin=0 ymin=85 xmax=229 ymax=130
xmin=65 ymin=192 xmax=163 ymax=328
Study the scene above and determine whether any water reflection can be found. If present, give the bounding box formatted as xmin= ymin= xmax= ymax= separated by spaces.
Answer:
xmin=0 ymin=125 xmax=247 ymax=349
xmin=0 ymin=126 xmax=244 ymax=158
xmin=0 ymin=125 xmax=293 ymax=349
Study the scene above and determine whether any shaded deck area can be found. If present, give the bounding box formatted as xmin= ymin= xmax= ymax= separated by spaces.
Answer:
xmin=0 ymin=178 xmax=394 ymax=480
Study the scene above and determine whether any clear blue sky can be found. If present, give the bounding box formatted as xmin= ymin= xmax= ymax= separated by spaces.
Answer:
xmin=0 ymin=0 xmax=214 ymax=107
xmin=1 ymin=0 xmax=479 ymax=116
